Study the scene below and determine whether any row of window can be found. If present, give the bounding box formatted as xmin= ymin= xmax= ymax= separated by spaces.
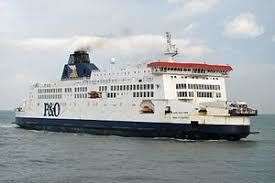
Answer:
xmin=171 ymin=75 xmax=220 ymax=80
xmin=91 ymin=79 xmax=120 ymax=84
xmin=197 ymin=92 xmax=213 ymax=98
xmin=107 ymin=93 xmax=117 ymax=98
xmin=74 ymin=93 xmax=88 ymax=99
xmin=65 ymin=88 xmax=72 ymax=93
xmin=176 ymin=83 xmax=187 ymax=89
xmin=93 ymin=70 xmax=151 ymax=77
xmin=158 ymin=67 xmax=226 ymax=74
xmin=99 ymin=86 xmax=107 ymax=92
xmin=111 ymin=84 xmax=154 ymax=91
xmin=177 ymin=91 xmax=222 ymax=98
xmin=177 ymin=91 xmax=188 ymax=97
xmin=177 ymin=91 xmax=194 ymax=97
xmin=133 ymin=91 xmax=154 ymax=98
xmin=99 ymin=84 xmax=155 ymax=92
xmin=160 ymin=67 xmax=191 ymax=72
xmin=38 ymin=88 xmax=62 ymax=94
xmin=193 ymin=69 xmax=206 ymax=73
xmin=38 ymin=87 xmax=87 ymax=94
xmin=216 ymin=92 xmax=222 ymax=98
xmin=75 ymin=87 xmax=87 ymax=93
xmin=193 ymin=69 xmax=226 ymax=74
xmin=188 ymin=84 xmax=220 ymax=90
xmin=38 ymin=94 xmax=62 ymax=99
xmin=176 ymin=83 xmax=221 ymax=90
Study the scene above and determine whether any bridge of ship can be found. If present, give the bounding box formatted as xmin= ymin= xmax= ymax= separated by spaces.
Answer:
xmin=147 ymin=61 xmax=233 ymax=76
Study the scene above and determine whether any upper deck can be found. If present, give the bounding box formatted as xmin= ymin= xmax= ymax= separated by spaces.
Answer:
xmin=148 ymin=61 xmax=232 ymax=77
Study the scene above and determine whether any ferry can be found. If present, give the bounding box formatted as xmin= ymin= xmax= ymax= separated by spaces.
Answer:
xmin=15 ymin=33 xmax=257 ymax=140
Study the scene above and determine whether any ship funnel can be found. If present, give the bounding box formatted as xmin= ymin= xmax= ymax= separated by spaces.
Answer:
xmin=68 ymin=50 xmax=91 ymax=65
xmin=61 ymin=50 xmax=99 ymax=80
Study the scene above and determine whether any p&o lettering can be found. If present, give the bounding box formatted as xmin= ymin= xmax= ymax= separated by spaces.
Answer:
xmin=44 ymin=103 xmax=60 ymax=117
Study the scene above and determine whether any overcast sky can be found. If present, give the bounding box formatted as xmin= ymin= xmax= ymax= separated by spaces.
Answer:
xmin=1 ymin=0 xmax=275 ymax=113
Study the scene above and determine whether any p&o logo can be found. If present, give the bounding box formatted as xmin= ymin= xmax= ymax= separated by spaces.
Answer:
xmin=44 ymin=103 xmax=61 ymax=117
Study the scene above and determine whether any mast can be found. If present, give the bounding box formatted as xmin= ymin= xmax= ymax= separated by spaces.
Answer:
xmin=164 ymin=32 xmax=178 ymax=62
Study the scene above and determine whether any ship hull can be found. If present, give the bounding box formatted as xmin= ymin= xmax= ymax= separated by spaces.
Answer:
xmin=15 ymin=117 xmax=250 ymax=141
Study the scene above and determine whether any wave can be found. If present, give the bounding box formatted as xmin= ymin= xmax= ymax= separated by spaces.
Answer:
xmin=152 ymin=137 xmax=231 ymax=143
xmin=0 ymin=123 xmax=18 ymax=128
xmin=153 ymin=137 xmax=197 ymax=142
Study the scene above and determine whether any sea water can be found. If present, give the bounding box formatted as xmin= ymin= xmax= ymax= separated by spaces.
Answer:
xmin=0 ymin=111 xmax=274 ymax=183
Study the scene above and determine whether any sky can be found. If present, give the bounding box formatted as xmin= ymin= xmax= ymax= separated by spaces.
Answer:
xmin=0 ymin=0 xmax=275 ymax=113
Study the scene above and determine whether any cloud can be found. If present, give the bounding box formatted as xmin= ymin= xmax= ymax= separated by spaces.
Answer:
xmin=0 ymin=1 xmax=7 ymax=8
xmin=14 ymin=34 xmax=212 ymax=58
xmin=15 ymin=38 xmax=70 ymax=50
xmin=272 ymin=34 xmax=275 ymax=42
xmin=183 ymin=23 xmax=197 ymax=33
xmin=184 ymin=45 xmax=212 ymax=57
xmin=224 ymin=13 xmax=264 ymax=39
xmin=168 ymin=0 xmax=220 ymax=17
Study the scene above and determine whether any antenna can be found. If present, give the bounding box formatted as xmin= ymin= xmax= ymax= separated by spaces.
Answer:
xmin=109 ymin=57 xmax=116 ymax=73
xmin=164 ymin=32 xmax=178 ymax=61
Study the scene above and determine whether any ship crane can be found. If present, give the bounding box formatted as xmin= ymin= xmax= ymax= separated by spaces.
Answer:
xmin=164 ymin=32 xmax=178 ymax=62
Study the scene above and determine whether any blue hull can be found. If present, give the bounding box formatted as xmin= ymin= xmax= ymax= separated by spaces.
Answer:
xmin=15 ymin=117 xmax=250 ymax=141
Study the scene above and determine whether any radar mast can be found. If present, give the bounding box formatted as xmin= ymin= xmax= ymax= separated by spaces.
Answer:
xmin=164 ymin=32 xmax=178 ymax=62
